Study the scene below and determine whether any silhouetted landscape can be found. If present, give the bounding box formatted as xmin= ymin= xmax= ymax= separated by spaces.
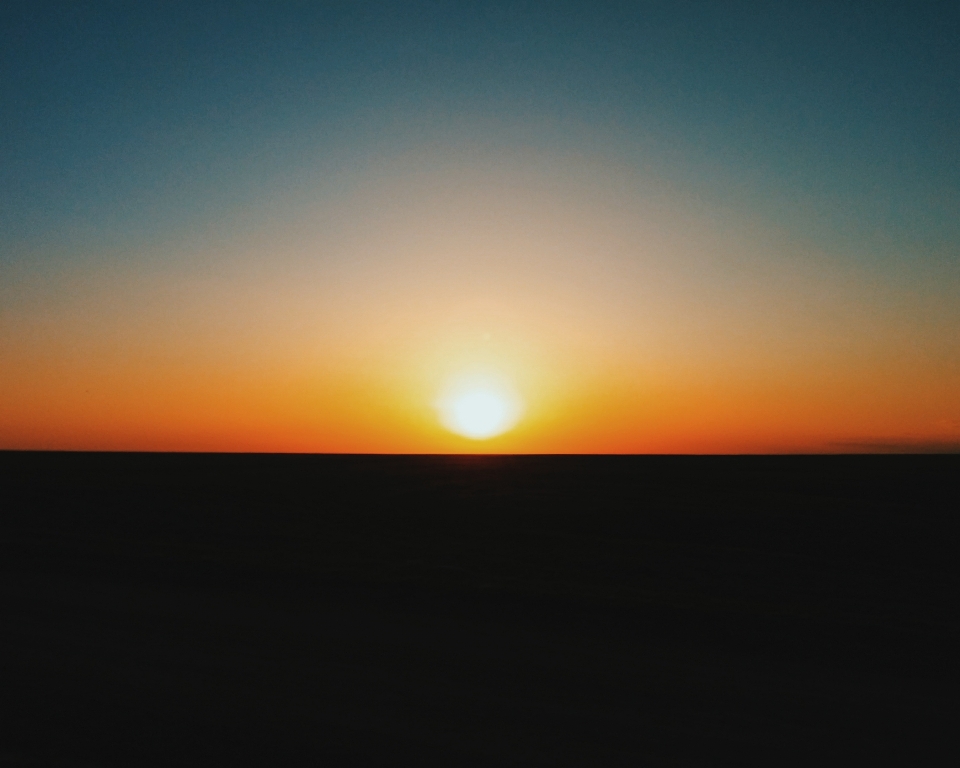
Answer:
xmin=2 ymin=453 xmax=956 ymax=764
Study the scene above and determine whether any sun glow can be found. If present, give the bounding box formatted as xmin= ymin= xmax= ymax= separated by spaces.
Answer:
xmin=436 ymin=373 xmax=524 ymax=440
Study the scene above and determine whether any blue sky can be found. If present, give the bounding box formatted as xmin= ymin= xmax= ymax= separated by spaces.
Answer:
xmin=4 ymin=1 xmax=957 ymax=256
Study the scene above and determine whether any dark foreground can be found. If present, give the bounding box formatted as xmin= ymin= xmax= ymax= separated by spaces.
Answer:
xmin=1 ymin=453 xmax=956 ymax=765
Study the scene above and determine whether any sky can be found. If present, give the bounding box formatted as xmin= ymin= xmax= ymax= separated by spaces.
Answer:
xmin=2 ymin=0 xmax=959 ymax=453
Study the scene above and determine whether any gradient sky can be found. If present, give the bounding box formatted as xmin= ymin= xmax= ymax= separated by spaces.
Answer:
xmin=2 ymin=1 xmax=959 ymax=452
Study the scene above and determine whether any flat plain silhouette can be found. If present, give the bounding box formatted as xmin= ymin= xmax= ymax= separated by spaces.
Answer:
xmin=1 ymin=453 xmax=956 ymax=764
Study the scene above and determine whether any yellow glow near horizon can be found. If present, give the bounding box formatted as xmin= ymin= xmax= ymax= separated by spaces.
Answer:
xmin=2 ymin=150 xmax=958 ymax=454
xmin=436 ymin=373 xmax=524 ymax=440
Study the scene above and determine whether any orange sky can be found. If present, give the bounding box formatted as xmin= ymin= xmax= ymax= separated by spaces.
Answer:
xmin=3 ymin=150 xmax=958 ymax=453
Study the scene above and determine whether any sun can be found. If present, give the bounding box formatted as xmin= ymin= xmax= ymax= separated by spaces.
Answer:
xmin=436 ymin=373 xmax=524 ymax=440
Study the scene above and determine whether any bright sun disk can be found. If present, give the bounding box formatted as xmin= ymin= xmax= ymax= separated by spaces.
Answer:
xmin=436 ymin=375 xmax=523 ymax=440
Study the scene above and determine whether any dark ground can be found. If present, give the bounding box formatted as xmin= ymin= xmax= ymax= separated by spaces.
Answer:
xmin=0 ymin=452 xmax=956 ymax=765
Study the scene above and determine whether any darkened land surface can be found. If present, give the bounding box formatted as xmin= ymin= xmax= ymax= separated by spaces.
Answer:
xmin=1 ymin=453 xmax=956 ymax=765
